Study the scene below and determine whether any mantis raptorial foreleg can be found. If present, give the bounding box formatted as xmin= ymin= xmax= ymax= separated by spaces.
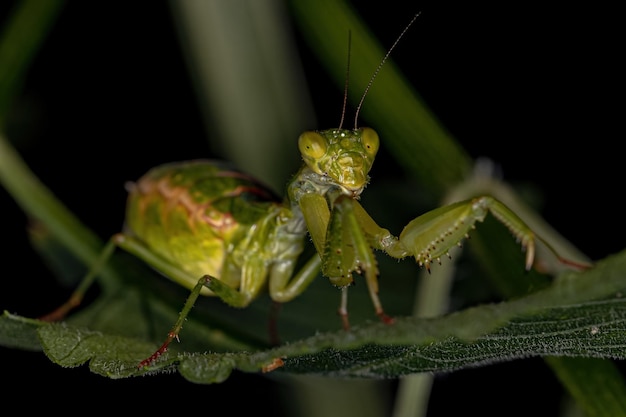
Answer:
xmin=398 ymin=196 xmax=537 ymax=271
xmin=299 ymin=193 xmax=392 ymax=327
xmin=298 ymin=178 xmax=590 ymax=330
xmin=442 ymin=158 xmax=592 ymax=273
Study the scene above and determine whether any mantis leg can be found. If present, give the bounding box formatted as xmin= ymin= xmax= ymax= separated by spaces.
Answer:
xmin=300 ymin=193 xmax=393 ymax=328
xmin=39 ymin=238 xmax=117 ymax=322
xmin=351 ymin=195 xmax=589 ymax=273
xmin=112 ymin=234 xmax=270 ymax=367
xmin=134 ymin=266 xmax=269 ymax=368
xmin=111 ymin=234 xmax=267 ymax=308
xmin=398 ymin=196 xmax=537 ymax=271
xmin=329 ymin=196 xmax=394 ymax=327
xmin=268 ymin=254 xmax=322 ymax=302
xmin=39 ymin=232 xmax=273 ymax=366
xmin=39 ymin=232 xmax=234 ymax=319
xmin=136 ymin=253 xmax=322 ymax=366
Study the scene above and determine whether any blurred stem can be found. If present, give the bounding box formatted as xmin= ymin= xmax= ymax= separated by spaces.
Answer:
xmin=0 ymin=133 xmax=120 ymax=291
xmin=287 ymin=376 xmax=391 ymax=417
xmin=0 ymin=0 xmax=64 ymax=126
xmin=392 ymin=257 xmax=457 ymax=417
xmin=169 ymin=0 xmax=313 ymax=191
xmin=547 ymin=357 xmax=626 ymax=417
xmin=0 ymin=0 xmax=119 ymax=290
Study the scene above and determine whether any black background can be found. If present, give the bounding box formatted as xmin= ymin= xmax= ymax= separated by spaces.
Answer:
xmin=1 ymin=1 xmax=623 ymax=414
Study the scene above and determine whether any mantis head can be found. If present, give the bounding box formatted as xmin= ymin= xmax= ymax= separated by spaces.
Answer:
xmin=298 ymin=127 xmax=380 ymax=195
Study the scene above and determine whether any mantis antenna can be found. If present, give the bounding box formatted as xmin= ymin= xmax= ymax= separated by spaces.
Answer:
xmin=354 ymin=12 xmax=421 ymax=128
xmin=338 ymin=30 xmax=352 ymax=130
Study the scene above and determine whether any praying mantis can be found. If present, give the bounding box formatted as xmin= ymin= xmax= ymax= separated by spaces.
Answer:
xmin=36 ymin=12 xmax=589 ymax=371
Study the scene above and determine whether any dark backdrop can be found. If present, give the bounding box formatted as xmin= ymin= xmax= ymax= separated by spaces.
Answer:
xmin=0 ymin=1 xmax=622 ymax=414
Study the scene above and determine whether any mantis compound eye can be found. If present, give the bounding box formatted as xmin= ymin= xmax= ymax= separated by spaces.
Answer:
xmin=298 ymin=131 xmax=328 ymax=160
xmin=360 ymin=127 xmax=380 ymax=157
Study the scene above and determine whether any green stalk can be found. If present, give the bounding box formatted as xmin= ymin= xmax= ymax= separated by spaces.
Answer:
xmin=0 ymin=0 xmax=118 ymax=290
xmin=0 ymin=0 xmax=64 ymax=125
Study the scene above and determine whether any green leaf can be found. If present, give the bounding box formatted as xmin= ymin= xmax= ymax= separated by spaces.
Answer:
xmin=2 ymin=249 xmax=625 ymax=384
xmin=0 ymin=313 xmax=42 ymax=351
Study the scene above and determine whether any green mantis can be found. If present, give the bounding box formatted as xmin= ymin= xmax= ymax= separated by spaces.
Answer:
xmin=39 ymin=13 xmax=588 ymax=371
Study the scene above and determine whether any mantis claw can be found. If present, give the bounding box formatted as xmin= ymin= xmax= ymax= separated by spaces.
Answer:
xmin=398 ymin=196 xmax=544 ymax=272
